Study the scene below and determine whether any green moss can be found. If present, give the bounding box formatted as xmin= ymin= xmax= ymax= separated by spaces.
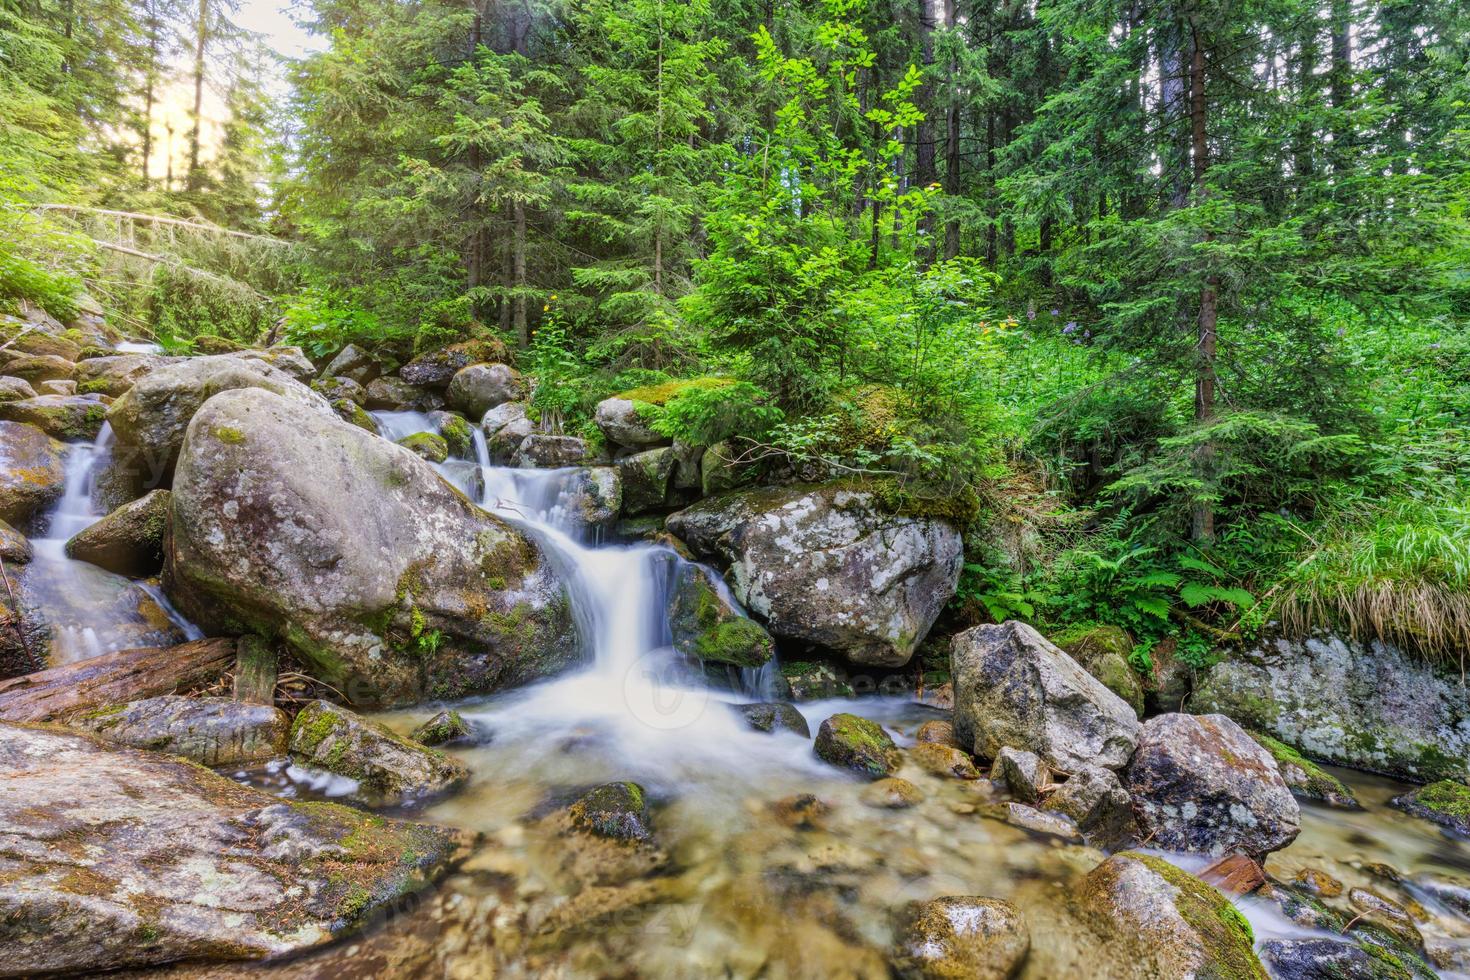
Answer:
xmin=1131 ymin=853 xmax=1266 ymax=980
xmin=1407 ymin=779 xmax=1470 ymax=818
xmin=213 ymin=425 xmax=246 ymax=444
xmin=616 ymin=376 xmax=734 ymax=406
xmin=814 ymin=713 xmax=901 ymax=778
xmin=436 ymin=413 xmax=473 ymax=456
xmin=396 ymin=431 xmax=448 ymax=463
xmin=1248 ymin=731 xmax=1358 ymax=806
xmin=568 ymin=781 xmax=651 ymax=841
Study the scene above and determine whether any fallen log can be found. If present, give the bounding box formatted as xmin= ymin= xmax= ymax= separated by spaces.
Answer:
xmin=0 ymin=637 xmax=235 ymax=723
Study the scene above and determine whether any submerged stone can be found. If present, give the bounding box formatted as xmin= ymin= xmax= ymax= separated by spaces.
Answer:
xmin=288 ymin=700 xmax=469 ymax=807
xmin=411 ymin=708 xmax=476 ymax=747
xmin=861 ymin=776 xmax=925 ymax=809
xmin=892 ymin=895 xmax=1029 ymax=980
xmin=907 ymin=742 xmax=981 ymax=780
xmin=568 ymin=781 xmax=652 ymax=841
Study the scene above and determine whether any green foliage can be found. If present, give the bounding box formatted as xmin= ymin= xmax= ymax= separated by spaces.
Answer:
xmin=283 ymin=288 xmax=396 ymax=359
xmin=647 ymin=381 xmax=782 ymax=446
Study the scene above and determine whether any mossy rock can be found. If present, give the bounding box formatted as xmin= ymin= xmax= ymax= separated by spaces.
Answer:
xmin=288 ymin=700 xmax=469 ymax=807
xmin=813 ymin=713 xmax=901 ymax=780
xmin=777 ymin=659 xmax=855 ymax=701
xmin=0 ymin=394 xmax=110 ymax=441
xmin=192 ymin=335 xmax=247 ymax=354
xmin=1392 ymin=780 xmax=1470 ymax=836
xmin=567 ymin=781 xmax=652 ymax=842
xmin=410 ymin=709 xmax=476 ymax=747
xmin=1249 ymin=731 xmax=1361 ymax=809
xmin=732 ymin=701 xmax=810 ymax=737
xmin=331 ymin=398 xmax=379 ymax=434
xmin=860 ymin=776 xmax=924 ymax=809
xmin=667 ymin=564 xmax=773 ymax=668
xmin=1060 ymin=626 xmax=1144 ymax=718
xmin=615 ymin=376 xmax=734 ymax=407
xmin=431 ymin=411 xmax=474 ymax=458
xmin=396 ymin=431 xmax=449 ymax=463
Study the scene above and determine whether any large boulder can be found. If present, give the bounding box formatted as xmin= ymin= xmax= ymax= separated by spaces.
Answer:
xmin=363 ymin=375 xmax=443 ymax=412
xmin=1073 ymin=852 xmax=1266 ymax=980
xmin=105 ymin=353 xmax=333 ymax=498
xmin=0 ymin=420 xmax=65 ymax=527
xmin=951 ymin=622 xmax=1140 ymax=771
xmin=0 ymin=721 xmax=470 ymax=975
xmin=68 ymin=694 xmax=289 ymax=766
xmin=74 ymin=352 xmax=169 ymax=397
xmin=288 ymin=700 xmax=469 ymax=807
xmin=594 ymin=397 xmax=666 ymax=449
xmin=399 ymin=339 xmax=511 ymax=389
xmin=167 ymin=387 xmax=578 ymax=708
xmin=512 ymin=434 xmax=589 ymax=468
xmin=667 ymin=484 xmax=963 ymax=667
xmin=1193 ymin=632 xmax=1470 ymax=782
xmin=319 ymin=343 xmax=381 ymax=385
xmin=1126 ymin=712 xmax=1300 ymax=859
xmin=446 ymin=362 xmax=524 ymax=418
xmin=482 ymin=401 xmax=533 ymax=461
xmin=64 ymin=488 xmax=170 ymax=576
xmin=3 ymin=353 xmax=74 ymax=384
xmin=0 ymin=392 xmax=110 ymax=440
xmin=617 ymin=446 xmax=676 ymax=514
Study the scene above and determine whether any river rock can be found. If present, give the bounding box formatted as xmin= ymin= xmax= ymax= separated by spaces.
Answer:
xmin=1260 ymin=939 xmax=1406 ymax=980
xmin=893 ymin=896 xmax=1029 ymax=980
xmin=3 ymin=353 xmax=74 ymax=384
xmin=951 ymin=622 xmax=1140 ymax=771
xmin=0 ymin=324 xmax=79 ymax=362
xmin=1127 ymin=712 xmax=1300 ymax=858
xmin=0 ymin=376 xmax=37 ymax=401
xmin=814 ymin=713 xmax=901 ymax=779
xmin=64 ymin=488 xmax=169 ymax=576
xmin=331 ymin=397 xmax=379 ymax=433
xmin=428 ymin=410 xmax=474 ymax=458
xmin=778 ymin=659 xmax=855 ymax=700
xmin=399 ymin=339 xmax=511 ymax=388
xmin=364 ymin=375 xmax=444 ymax=411
xmin=237 ymin=346 xmax=316 ymax=383
xmin=0 ymin=420 xmax=65 ymax=526
xmin=68 ymin=694 xmax=289 ymax=766
xmin=513 ymin=434 xmax=588 ymax=468
xmin=397 ymin=430 xmax=449 ymax=462
xmin=289 ymin=700 xmax=469 ymax=806
xmin=594 ymin=397 xmax=666 ymax=449
xmin=617 ymin=446 xmax=676 ymax=514
xmin=1041 ymin=765 xmax=1136 ymax=848
xmin=979 ymin=801 xmax=1082 ymax=842
xmin=1074 ymin=853 xmax=1266 ymax=980
xmin=167 ymin=387 xmax=578 ymax=708
xmin=106 ymin=353 xmax=334 ymax=494
xmin=668 ymin=484 xmax=963 ymax=667
xmin=1392 ymin=780 xmax=1470 ymax=837
xmin=0 ymin=518 xmax=31 ymax=563
xmin=1194 ymin=632 xmax=1470 ymax=782
xmin=1061 ymin=626 xmax=1144 ymax=717
xmin=908 ymin=742 xmax=981 ymax=780
xmin=1248 ymin=730 xmax=1360 ymax=808
xmin=701 ymin=440 xmax=749 ymax=495
xmin=319 ymin=343 xmax=381 ymax=385
xmin=732 ymin=701 xmax=810 ymax=736
xmin=561 ymin=466 xmax=620 ymax=533
xmin=482 ymin=401 xmax=534 ymax=461
xmin=668 ymin=562 xmax=774 ymax=667
xmin=446 ymin=362 xmax=523 ymax=418
xmin=862 ymin=776 xmax=924 ymax=809
xmin=411 ymin=709 xmax=476 ymax=747
xmin=0 ymin=721 xmax=470 ymax=975
xmin=39 ymin=379 xmax=76 ymax=396
xmin=568 ymin=781 xmax=652 ymax=841
xmin=74 ymin=352 xmax=169 ymax=397
xmin=916 ymin=719 xmax=958 ymax=746
xmin=0 ymin=393 xmax=109 ymax=441
xmin=993 ymin=746 xmax=1047 ymax=803
xmin=312 ymin=374 xmax=366 ymax=404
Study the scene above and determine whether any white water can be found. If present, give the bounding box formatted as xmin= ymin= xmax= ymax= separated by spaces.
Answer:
xmin=20 ymin=425 xmax=201 ymax=665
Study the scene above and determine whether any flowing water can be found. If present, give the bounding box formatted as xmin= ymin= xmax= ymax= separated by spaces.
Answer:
xmin=234 ymin=411 xmax=1470 ymax=978
xmin=19 ymin=425 xmax=200 ymax=665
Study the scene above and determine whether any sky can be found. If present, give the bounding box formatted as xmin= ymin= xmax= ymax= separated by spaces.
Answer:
xmin=233 ymin=0 xmax=324 ymax=62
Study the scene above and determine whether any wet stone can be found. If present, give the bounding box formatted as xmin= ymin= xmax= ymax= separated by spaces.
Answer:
xmin=907 ymin=742 xmax=981 ymax=780
xmin=411 ymin=709 xmax=477 ymax=747
xmin=892 ymin=896 xmax=1030 ymax=980
xmin=732 ymin=701 xmax=810 ymax=737
xmin=813 ymin=712 xmax=902 ymax=780
xmin=568 ymin=781 xmax=652 ymax=842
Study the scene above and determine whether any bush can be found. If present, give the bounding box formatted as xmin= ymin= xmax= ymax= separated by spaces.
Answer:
xmin=282 ymin=287 xmax=398 ymax=359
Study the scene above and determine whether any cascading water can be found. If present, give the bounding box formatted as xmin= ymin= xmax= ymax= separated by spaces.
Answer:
xmin=19 ymin=424 xmax=201 ymax=665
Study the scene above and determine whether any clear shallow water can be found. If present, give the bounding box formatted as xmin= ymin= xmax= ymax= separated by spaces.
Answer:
xmin=20 ymin=426 xmax=200 ymax=664
xmin=234 ymin=411 xmax=1470 ymax=978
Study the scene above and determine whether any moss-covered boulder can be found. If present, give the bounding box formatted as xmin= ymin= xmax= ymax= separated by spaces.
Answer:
xmin=0 ymin=376 xmax=37 ymax=402
xmin=512 ymin=434 xmax=589 ymax=469
xmin=1074 ymin=853 xmax=1266 ymax=980
xmin=0 ymin=720 xmax=471 ymax=975
xmin=429 ymin=410 xmax=474 ymax=458
xmin=0 ymin=420 xmax=66 ymax=527
xmin=667 ymin=562 xmax=774 ymax=667
xmin=893 ymin=896 xmax=1029 ymax=980
xmin=312 ymin=375 xmax=366 ymax=404
xmin=669 ymin=484 xmax=963 ymax=668
xmin=594 ymin=396 xmax=667 ymax=449
xmin=397 ymin=430 xmax=449 ymax=463
xmin=1127 ymin=712 xmax=1300 ymax=859
xmin=0 ymin=327 xmax=80 ymax=362
xmin=410 ymin=708 xmax=476 ymax=747
xmin=778 ymin=659 xmax=854 ymax=700
xmin=74 ymin=352 xmax=169 ymax=397
xmin=68 ymin=694 xmax=289 ymax=766
xmin=1059 ymin=625 xmax=1144 ymax=717
xmin=64 ymin=488 xmax=170 ymax=577
xmin=0 ymin=393 xmax=110 ymax=440
xmin=616 ymin=446 xmax=676 ymax=514
xmin=3 ymin=353 xmax=75 ymax=384
xmin=289 ymin=700 xmax=469 ymax=806
xmin=732 ymin=701 xmax=810 ymax=736
xmin=399 ymin=339 xmax=511 ymax=389
xmin=1248 ymin=731 xmax=1360 ymax=809
xmin=446 ymin=362 xmax=523 ymax=418
xmin=167 ymin=387 xmax=578 ymax=708
xmin=319 ymin=343 xmax=382 ymax=385
xmin=331 ymin=397 xmax=380 ymax=433
xmin=813 ymin=712 xmax=902 ymax=779
xmin=364 ymin=375 xmax=444 ymax=412
xmin=1392 ymin=780 xmax=1470 ymax=836
xmin=567 ymin=781 xmax=653 ymax=841
xmin=907 ymin=742 xmax=981 ymax=780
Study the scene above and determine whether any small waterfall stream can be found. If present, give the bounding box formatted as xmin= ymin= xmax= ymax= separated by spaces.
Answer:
xmin=20 ymin=424 xmax=200 ymax=665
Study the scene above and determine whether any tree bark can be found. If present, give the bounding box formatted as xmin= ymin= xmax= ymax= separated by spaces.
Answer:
xmin=942 ymin=0 xmax=960 ymax=260
xmin=914 ymin=0 xmax=938 ymax=263
xmin=186 ymin=0 xmax=208 ymax=191
xmin=1189 ymin=25 xmax=1217 ymax=544
xmin=1328 ymin=0 xmax=1352 ymax=174
xmin=513 ymin=198 xmax=529 ymax=347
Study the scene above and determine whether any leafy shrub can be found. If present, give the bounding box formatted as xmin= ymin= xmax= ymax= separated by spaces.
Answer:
xmin=282 ymin=287 xmax=396 ymax=359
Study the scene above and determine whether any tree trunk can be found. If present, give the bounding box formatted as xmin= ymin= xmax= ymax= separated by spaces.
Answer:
xmin=942 ymin=0 xmax=960 ymax=260
xmin=1159 ymin=27 xmax=1190 ymax=209
xmin=141 ymin=0 xmax=159 ymax=185
xmin=1328 ymin=0 xmax=1352 ymax=174
xmin=186 ymin=0 xmax=208 ymax=191
xmin=914 ymin=0 xmax=938 ymax=263
xmin=513 ymin=198 xmax=528 ymax=348
xmin=1189 ymin=26 xmax=1217 ymax=544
